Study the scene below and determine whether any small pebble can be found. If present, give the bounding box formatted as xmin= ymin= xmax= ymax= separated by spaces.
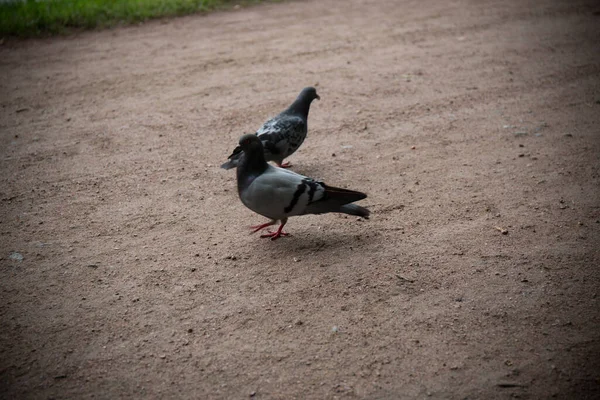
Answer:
xmin=9 ymin=252 xmax=23 ymax=262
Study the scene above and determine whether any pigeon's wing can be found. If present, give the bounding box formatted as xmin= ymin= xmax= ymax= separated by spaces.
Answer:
xmin=257 ymin=115 xmax=306 ymax=160
xmin=222 ymin=114 xmax=306 ymax=169
xmin=240 ymin=166 xmax=369 ymax=220
xmin=240 ymin=166 xmax=323 ymax=219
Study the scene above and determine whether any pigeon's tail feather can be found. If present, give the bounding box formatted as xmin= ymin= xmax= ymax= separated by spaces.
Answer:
xmin=221 ymin=146 xmax=243 ymax=170
xmin=339 ymin=204 xmax=370 ymax=219
xmin=323 ymin=185 xmax=367 ymax=204
xmin=220 ymin=159 xmax=238 ymax=170
xmin=306 ymin=185 xmax=369 ymax=217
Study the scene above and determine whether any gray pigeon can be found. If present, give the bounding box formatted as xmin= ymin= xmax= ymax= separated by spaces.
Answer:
xmin=221 ymin=87 xmax=320 ymax=170
xmin=236 ymin=133 xmax=370 ymax=240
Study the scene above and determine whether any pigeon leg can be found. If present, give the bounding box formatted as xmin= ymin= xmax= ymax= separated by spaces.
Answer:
xmin=250 ymin=220 xmax=276 ymax=233
xmin=277 ymin=161 xmax=292 ymax=169
xmin=260 ymin=219 xmax=289 ymax=240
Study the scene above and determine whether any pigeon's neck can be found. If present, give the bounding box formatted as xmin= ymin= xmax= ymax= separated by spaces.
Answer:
xmin=285 ymin=96 xmax=312 ymax=118
xmin=237 ymin=148 xmax=268 ymax=192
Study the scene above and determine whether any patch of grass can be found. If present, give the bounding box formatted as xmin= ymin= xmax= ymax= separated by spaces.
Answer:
xmin=0 ymin=0 xmax=262 ymax=37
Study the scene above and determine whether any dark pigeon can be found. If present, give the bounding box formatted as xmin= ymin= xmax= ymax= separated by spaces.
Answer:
xmin=235 ymin=133 xmax=370 ymax=240
xmin=221 ymin=87 xmax=320 ymax=170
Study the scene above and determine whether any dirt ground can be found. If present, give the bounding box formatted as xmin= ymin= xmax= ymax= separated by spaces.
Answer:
xmin=1 ymin=0 xmax=599 ymax=398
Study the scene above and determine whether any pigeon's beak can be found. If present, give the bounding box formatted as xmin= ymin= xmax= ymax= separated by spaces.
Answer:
xmin=315 ymin=94 xmax=320 ymax=100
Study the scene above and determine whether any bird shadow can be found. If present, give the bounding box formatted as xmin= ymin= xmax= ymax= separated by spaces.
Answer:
xmin=256 ymin=228 xmax=375 ymax=260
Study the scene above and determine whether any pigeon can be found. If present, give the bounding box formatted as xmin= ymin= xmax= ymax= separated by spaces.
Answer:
xmin=221 ymin=87 xmax=320 ymax=170
xmin=236 ymin=133 xmax=370 ymax=240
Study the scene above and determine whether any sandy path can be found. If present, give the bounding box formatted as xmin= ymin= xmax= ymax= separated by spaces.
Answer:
xmin=1 ymin=0 xmax=599 ymax=398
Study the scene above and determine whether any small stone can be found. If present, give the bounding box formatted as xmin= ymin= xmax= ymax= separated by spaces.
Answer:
xmin=9 ymin=252 xmax=23 ymax=262
xmin=495 ymin=226 xmax=508 ymax=235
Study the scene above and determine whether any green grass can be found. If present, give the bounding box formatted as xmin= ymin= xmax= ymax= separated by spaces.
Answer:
xmin=0 ymin=0 xmax=262 ymax=37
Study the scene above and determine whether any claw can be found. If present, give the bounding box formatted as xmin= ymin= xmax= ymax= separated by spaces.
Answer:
xmin=260 ymin=230 xmax=290 ymax=240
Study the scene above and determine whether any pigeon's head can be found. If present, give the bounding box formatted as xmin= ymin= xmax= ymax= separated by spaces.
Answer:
xmin=300 ymin=86 xmax=320 ymax=102
xmin=238 ymin=133 xmax=263 ymax=154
